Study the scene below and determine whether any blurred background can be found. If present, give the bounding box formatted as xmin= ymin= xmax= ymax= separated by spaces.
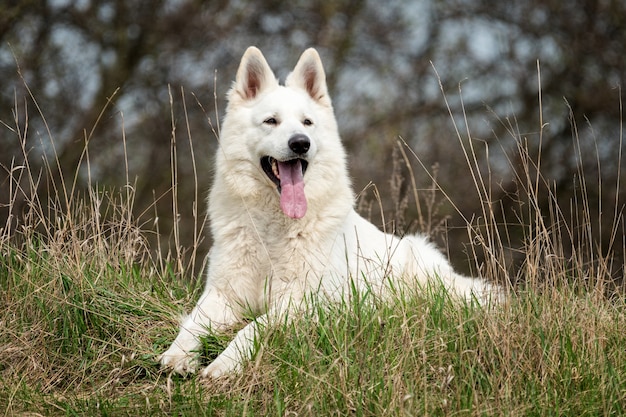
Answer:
xmin=1 ymin=0 xmax=624 ymax=281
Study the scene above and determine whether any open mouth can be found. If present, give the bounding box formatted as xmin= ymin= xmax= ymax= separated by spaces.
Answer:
xmin=260 ymin=156 xmax=308 ymax=192
xmin=260 ymin=156 xmax=309 ymax=219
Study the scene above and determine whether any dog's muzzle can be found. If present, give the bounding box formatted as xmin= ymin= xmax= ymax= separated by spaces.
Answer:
xmin=260 ymin=134 xmax=311 ymax=219
xmin=261 ymin=157 xmax=308 ymax=191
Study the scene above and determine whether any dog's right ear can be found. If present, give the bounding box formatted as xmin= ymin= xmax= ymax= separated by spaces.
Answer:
xmin=286 ymin=48 xmax=330 ymax=106
xmin=232 ymin=47 xmax=277 ymax=101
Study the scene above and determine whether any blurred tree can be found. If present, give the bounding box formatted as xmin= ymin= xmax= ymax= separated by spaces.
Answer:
xmin=1 ymin=0 xmax=624 ymax=281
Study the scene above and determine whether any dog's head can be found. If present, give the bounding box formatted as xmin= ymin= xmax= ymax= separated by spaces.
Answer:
xmin=218 ymin=47 xmax=349 ymax=220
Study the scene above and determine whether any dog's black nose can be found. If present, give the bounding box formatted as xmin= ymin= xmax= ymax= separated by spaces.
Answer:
xmin=288 ymin=134 xmax=310 ymax=155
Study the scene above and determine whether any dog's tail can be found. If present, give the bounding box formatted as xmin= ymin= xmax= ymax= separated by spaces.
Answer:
xmin=401 ymin=235 xmax=502 ymax=305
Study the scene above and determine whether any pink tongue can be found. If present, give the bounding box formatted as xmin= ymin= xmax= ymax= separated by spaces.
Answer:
xmin=278 ymin=160 xmax=307 ymax=219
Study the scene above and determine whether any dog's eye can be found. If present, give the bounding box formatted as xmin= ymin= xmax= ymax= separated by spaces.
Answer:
xmin=303 ymin=118 xmax=313 ymax=126
xmin=264 ymin=117 xmax=278 ymax=125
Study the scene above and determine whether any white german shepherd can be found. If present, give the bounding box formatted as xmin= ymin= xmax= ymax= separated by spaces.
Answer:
xmin=159 ymin=47 xmax=496 ymax=378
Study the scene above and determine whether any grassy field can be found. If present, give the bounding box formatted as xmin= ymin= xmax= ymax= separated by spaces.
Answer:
xmin=1 ymin=234 xmax=624 ymax=416
xmin=1 ymin=90 xmax=625 ymax=416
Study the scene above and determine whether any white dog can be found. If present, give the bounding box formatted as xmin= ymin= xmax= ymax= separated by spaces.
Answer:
xmin=159 ymin=47 xmax=496 ymax=378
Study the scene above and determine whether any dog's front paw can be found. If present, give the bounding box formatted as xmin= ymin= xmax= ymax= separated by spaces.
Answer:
xmin=159 ymin=346 xmax=199 ymax=375
xmin=200 ymin=354 xmax=241 ymax=379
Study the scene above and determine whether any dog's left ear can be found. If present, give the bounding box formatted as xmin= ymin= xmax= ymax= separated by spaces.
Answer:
xmin=286 ymin=48 xmax=330 ymax=106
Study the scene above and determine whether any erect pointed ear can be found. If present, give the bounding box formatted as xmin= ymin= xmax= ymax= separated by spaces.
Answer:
xmin=232 ymin=47 xmax=278 ymax=101
xmin=285 ymin=48 xmax=330 ymax=105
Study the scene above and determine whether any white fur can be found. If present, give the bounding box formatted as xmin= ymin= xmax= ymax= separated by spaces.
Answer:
xmin=159 ymin=47 xmax=497 ymax=378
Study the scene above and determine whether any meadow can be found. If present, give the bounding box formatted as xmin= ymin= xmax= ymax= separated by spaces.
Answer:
xmin=1 ymin=87 xmax=624 ymax=416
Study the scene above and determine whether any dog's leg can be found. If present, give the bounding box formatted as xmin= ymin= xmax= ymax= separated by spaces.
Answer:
xmin=200 ymin=313 xmax=268 ymax=378
xmin=199 ymin=294 xmax=299 ymax=378
xmin=159 ymin=287 xmax=238 ymax=375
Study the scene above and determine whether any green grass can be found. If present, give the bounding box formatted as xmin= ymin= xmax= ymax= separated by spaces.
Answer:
xmin=1 ymin=239 xmax=624 ymax=415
